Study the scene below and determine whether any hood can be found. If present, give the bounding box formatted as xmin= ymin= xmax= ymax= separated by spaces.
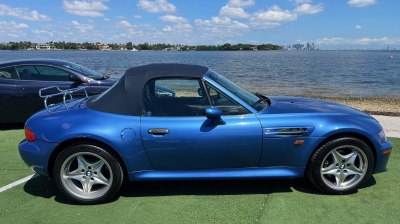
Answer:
xmin=260 ymin=96 xmax=370 ymax=117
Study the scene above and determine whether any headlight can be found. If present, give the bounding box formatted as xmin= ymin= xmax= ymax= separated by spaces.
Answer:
xmin=379 ymin=131 xmax=388 ymax=143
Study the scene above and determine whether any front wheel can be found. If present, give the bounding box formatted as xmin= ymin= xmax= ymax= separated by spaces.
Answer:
xmin=53 ymin=141 xmax=124 ymax=204
xmin=307 ymin=137 xmax=375 ymax=194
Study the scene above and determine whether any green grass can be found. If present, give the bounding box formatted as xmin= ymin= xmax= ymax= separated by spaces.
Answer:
xmin=0 ymin=124 xmax=34 ymax=187
xmin=0 ymin=127 xmax=399 ymax=223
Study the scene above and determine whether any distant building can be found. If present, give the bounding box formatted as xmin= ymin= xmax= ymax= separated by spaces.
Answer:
xmin=96 ymin=43 xmax=111 ymax=50
xmin=144 ymin=42 xmax=149 ymax=46
xmin=119 ymin=44 xmax=127 ymax=50
xmin=35 ymin=43 xmax=55 ymax=50
xmin=286 ymin=42 xmax=317 ymax=51
xmin=250 ymin=46 xmax=257 ymax=51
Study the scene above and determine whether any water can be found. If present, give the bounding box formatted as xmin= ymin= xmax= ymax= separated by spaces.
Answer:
xmin=1 ymin=50 xmax=399 ymax=98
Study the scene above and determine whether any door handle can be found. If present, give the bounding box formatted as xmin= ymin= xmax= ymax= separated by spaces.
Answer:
xmin=148 ymin=129 xmax=170 ymax=135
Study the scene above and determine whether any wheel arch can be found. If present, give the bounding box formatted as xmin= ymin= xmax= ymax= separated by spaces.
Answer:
xmin=47 ymin=137 xmax=128 ymax=178
xmin=306 ymin=132 xmax=377 ymax=171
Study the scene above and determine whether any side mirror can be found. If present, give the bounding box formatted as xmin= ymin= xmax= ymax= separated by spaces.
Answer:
xmin=69 ymin=74 xmax=82 ymax=83
xmin=205 ymin=107 xmax=225 ymax=125
xmin=198 ymin=88 xmax=203 ymax=96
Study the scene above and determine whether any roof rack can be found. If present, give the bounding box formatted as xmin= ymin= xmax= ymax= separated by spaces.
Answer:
xmin=39 ymin=86 xmax=89 ymax=112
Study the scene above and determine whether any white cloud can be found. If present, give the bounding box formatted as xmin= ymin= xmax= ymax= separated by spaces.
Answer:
xmin=348 ymin=0 xmax=377 ymax=7
xmin=162 ymin=23 xmax=193 ymax=33
xmin=63 ymin=0 xmax=109 ymax=17
xmin=315 ymin=37 xmax=400 ymax=45
xmin=0 ymin=21 xmax=28 ymax=40
xmin=41 ymin=24 xmax=56 ymax=29
xmin=355 ymin=25 xmax=362 ymax=29
xmin=0 ymin=21 xmax=29 ymax=29
xmin=0 ymin=4 xmax=52 ymax=21
xmin=247 ymin=40 xmax=258 ymax=43
xmin=32 ymin=30 xmax=54 ymax=38
xmin=288 ymin=0 xmax=312 ymax=5
xmin=60 ymin=20 xmax=94 ymax=30
xmin=104 ymin=18 xmax=110 ymax=21
xmin=250 ymin=5 xmax=297 ymax=27
xmin=137 ymin=0 xmax=177 ymax=13
xmin=114 ymin=20 xmax=133 ymax=29
xmin=133 ymin=15 xmax=142 ymax=19
xmin=159 ymin=15 xmax=188 ymax=23
xmin=195 ymin=17 xmax=249 ymax=29
xmin=66 ymin=10 xmax=104 ymax=17
xmin=163 ymin=26 xmax=172 ymax=31
xmin=116 ymin=15 xmax=127 ymax=19
xmin=219 ymin=6 xmax=250 ymax=18
xmin=226 ymin=0 xmax=255 ymax=8
xmin=292 ymin=3 xmax=324 ymax=15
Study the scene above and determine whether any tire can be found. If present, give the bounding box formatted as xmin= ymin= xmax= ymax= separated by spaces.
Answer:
xmin=53 ymin=141 xmax=124 ymax=204
xmin=307 ymin=136 xmax=374 ymax=194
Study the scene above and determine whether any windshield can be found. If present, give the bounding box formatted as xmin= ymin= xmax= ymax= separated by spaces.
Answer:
xmin=207 ymin=71 xmax=267 ymax=111
xmin=61 ymin=62 xmax=104 ymax=80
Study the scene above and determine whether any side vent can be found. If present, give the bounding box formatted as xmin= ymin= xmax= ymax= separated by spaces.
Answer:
xmin=263 ymin=127 xmax=314 ymax=138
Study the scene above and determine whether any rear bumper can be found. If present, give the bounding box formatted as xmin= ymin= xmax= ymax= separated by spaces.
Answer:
xmin=18 ymin=139 xmax=59 ymax=177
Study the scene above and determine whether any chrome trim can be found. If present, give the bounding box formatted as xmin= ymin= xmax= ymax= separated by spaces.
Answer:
xmin=39 ymin=86 xmax=88 ymax=112
xmin=263 ymin=126 xmax=315 ymax=138
xmin=264 ymin=131 xmax=309 ymax=135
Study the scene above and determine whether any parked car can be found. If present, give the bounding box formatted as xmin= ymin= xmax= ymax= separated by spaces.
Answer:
xmin=0 ymin=59 xmax=174 ymax=123
xmin=19 ymin=64 xmax=392 ymax=204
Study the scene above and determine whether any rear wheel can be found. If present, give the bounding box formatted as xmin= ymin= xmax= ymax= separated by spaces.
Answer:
xmin=307 ymin=137 xmax=374 ymax=194
xmin=53 ymin=141 xmax=123 ymax=204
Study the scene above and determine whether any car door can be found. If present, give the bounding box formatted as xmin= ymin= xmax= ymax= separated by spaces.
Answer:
xmin=15 ymin=65 xmax=85 ymax=116
xmin=140 ymin=78 xmax=263 ymax=170
xmin=0 ymin=66 xmax=30 ymax=123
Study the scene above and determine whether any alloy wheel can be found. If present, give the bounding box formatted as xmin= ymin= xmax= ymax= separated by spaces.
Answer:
xmin=60 ymin=152 xmax=113 ymax=200
xmin=320 ymin=145 xmax=368 ymax=191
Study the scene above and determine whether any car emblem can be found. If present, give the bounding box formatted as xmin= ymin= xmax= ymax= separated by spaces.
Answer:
xmin=86 ymin=171 xmax=93 ymax=176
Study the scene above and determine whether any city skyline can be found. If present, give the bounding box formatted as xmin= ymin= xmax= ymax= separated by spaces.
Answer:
xmin=0 ymin=0 xmax=399 ymax=49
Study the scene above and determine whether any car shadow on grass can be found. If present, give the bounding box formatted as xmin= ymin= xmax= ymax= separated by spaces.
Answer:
xmin=23 ymin=174 xmax=377 ymax=205
xmin=0 ymin=123 xmax=25 ymax=131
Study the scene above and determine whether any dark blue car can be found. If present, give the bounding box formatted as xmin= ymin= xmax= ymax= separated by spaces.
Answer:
xmin=19 ymin=64 xmax=392 ymax=204
xmin=0 ymin=59 xmax=174 ymax=123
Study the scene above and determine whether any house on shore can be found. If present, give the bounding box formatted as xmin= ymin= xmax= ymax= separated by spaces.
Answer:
xmin=36 ymin=43 xmax=55 ymax=50
xmin=96 ymin=43 xmax=112 ymax=50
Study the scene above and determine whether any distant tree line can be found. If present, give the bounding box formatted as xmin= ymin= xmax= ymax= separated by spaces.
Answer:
xmin=0 ymin=41 xmax=282 ymax=51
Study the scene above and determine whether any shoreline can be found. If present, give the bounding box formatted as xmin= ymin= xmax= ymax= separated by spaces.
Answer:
xmin=280 ymin=95 xmax=400 ymax=117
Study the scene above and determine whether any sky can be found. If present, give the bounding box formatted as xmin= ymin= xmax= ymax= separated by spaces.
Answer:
xmin=0 ymin=0 xmax=399 ymax=49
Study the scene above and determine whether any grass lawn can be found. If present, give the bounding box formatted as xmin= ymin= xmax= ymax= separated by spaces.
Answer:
xmin=0 ymin=125 xmax=399 ymax=223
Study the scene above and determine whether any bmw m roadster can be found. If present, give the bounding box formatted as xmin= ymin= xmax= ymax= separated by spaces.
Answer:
xmin=19 ymin=64 xmax=392 ymax=204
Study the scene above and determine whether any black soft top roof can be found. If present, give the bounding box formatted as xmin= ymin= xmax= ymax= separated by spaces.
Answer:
xmin=87 ymin=63 xmax=209 ymax=116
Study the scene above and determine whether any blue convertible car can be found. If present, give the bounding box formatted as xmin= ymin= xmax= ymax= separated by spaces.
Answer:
xmin=19 ymin=64 xmax=392 ymax=204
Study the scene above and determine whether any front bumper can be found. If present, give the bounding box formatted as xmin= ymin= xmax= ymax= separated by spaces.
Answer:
xmin=18 ymin=139 xmax=59 ymax=177
xmin=372 ymin=133 xmax=393 ymax=174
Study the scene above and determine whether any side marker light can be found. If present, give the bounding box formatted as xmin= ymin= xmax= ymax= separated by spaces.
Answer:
xmin=294 ymin=140 xmax=305 ymax=145
xmin=383 ymin=149 xmax=391 ymax=155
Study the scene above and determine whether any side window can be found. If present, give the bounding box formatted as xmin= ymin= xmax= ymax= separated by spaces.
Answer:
xmin=205 ymin=82 xmax=250 ymax=115
xmin=16 ymin=66 xmax=39 ymax=81
xmin=0 ymin=67 xmax=19 ymax=79
xmin=142 ymin=78 xmax=210 ymax=117
xmin=16 ymin=65 xmax=72 ymax=81
xmin=34 ymin=66 xmax=71 ymax=81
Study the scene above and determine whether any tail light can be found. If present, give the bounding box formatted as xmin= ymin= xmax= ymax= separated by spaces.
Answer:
xmin=24 ymin=126 xmax=36 ymax=142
